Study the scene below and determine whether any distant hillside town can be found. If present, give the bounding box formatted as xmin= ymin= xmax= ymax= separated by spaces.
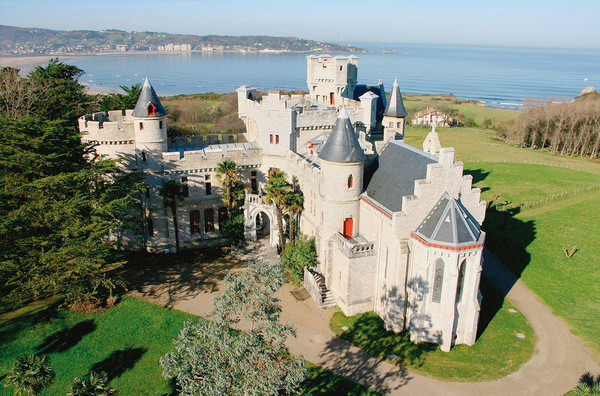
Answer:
xmin=0 ymin=25 xmax=367 ymax=56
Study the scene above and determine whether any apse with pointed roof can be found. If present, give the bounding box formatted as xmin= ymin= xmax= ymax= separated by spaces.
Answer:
xmin=132 ymin=77 xmax=168 ymax=118
xmin=318 ymin=108 xmax=367 ymax=163
xmin=384 ymin=78 xmax=408 ymax=118
xmin=414 ymin=193 xmax=482 ymax=246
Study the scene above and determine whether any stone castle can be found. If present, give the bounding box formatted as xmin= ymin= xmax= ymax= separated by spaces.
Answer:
xmin=79 ymin=54 xmax=486 ymax=351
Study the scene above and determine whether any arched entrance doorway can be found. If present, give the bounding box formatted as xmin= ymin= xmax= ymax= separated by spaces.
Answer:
xmin=244 ymin=204 xmax=278 ymax=247
xmin=255 ymin=211 xmax=270 ymax=239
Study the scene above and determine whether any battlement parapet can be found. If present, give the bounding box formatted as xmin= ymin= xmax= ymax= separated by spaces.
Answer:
xmin=162 ymin=143 xmax=263 ymax=173
xmin=168 ymin=134 xmax=239 ymax=149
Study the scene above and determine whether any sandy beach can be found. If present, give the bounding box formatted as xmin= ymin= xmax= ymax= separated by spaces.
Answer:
xmin=0 ymin=55 xmax=77 ymax=73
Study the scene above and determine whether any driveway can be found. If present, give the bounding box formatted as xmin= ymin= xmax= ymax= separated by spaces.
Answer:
xmin=129 ymin=242 xmax=600 ymax=395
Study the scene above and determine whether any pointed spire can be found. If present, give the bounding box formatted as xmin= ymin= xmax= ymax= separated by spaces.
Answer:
xmin=318 ymin=108 xmax=367 ymax=163
xmin=384 ymin=78 xmax=408 ymax=118
xmin=132 ymin=77 xmax=168 ymax=117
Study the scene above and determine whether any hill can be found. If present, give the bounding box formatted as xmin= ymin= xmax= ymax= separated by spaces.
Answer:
xmin=0 ymin=25 xmax=367 ymax=55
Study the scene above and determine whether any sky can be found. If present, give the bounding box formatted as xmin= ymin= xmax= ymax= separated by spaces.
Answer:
xmin=1 ymin=0 xmax=599 ymax=49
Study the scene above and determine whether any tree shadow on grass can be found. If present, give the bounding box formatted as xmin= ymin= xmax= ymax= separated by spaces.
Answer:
xmin=36 ymin=319 xmax=95 ymax=354
xmin=300 ymin=364 xmax=380 ymax=395
xmin=0 ymin=300 xmax=63 ymax=347
xmin=90 ymin=347 xmax=147 ymax=380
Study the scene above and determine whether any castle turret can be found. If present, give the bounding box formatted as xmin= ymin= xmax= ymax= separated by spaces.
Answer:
xmin=318 ymin=108 xmax=366 ymax=240
xmin=132 ymin=77 xmax=168 ymax=172
xmin=383 ymin=78 xmax=408 ymax=141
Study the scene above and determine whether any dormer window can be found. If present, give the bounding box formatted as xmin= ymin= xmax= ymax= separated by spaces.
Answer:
xmin=147 ymin=103 xmax=156 ymax=116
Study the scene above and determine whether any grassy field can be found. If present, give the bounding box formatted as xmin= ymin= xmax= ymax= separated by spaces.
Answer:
xmin=402 ymin=94 xmax=520 ymax=127
xmin=403 ymin=126 xmax=600 ymax=174
xmin=0 ymin=297 xmax=378 ymax=395
xmin=329 ymin=281 xmax=534 ymax=381
xmin=483 ymin=191 xmax=600 ymax=352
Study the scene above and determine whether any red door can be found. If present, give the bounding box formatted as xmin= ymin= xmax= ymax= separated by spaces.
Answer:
xmin=343 ymin=218 xmax=353 ymax=238
xmin=330 ymin=92 xmax=335 ymax=105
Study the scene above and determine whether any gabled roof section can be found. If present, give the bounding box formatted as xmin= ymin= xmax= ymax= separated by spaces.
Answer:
xmin=415 ymin=193 xmax=481 ymax=246
xmin=318 ymin=108 xmax=367 ymax=163
xmin=384 ymin=78 xmax=408 ymax=118
xmin=132 ymin=77 xmax=168 ymax=118
xmin=365 ymin=140 xmax=437 ymax=212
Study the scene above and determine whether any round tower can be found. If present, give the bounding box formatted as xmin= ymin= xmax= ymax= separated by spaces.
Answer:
xmin=132 ymin=77 xmax=168 ymax=172
xmin=383 ymin=78 xmax=408 ymax=142
xmin=318 ymin=108 xmax=367 ymax=240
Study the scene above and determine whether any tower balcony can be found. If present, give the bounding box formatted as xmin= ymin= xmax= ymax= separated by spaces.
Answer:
xmin=333 ymin=232 xmax=375 ymax=258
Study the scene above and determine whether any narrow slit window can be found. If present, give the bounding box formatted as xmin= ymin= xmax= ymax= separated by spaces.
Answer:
xmin=432 ymin=259 xmax=444 ymax=303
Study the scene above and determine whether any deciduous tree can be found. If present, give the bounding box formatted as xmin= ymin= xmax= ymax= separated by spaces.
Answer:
xmin=161 ymin=261 xmax=306 ymax=395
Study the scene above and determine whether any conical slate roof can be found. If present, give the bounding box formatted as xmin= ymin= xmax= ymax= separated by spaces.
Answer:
xmin=132 ymin=77 xmax=168 ymax=117
xmin=415 ymin=193 xmax=481 ymax=246
xmin=384 ymin=78 xmax=408 ymax=118
xmin=318 ymin=108 xmax=367 ymax=163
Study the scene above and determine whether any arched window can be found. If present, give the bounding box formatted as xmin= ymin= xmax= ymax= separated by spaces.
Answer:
xmin=432 ymin=258 xmax=444 ymax=303
xmin=456 ymin=260 xmax=467 ymax=303
xmin=347 ymin=174 xmax=353 ymax=189
xmin=147 ymin=103 xmax=156 ymax=116
xmin=190 ymin=210 xmax=201 ymax=235
xmin=204 ymin=209 xmax=215 ymax=233
xmin=147 ymin=218 xmax=154 ymax=236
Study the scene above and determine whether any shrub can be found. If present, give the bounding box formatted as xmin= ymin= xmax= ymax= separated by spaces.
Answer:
xmin=4 ymin=354 xmax=55 ymax=395
xmin=281 ymin=237 xmax=318 ymax=285
xmin=220 ymin=212 xmax=245 ymax=244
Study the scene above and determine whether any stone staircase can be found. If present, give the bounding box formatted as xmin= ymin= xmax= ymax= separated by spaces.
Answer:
xmin=305 ymin=268 xmax=336 ymax=308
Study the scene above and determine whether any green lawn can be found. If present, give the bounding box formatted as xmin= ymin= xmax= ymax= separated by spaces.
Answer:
xmin=0 ymin=297 xmax=378 ymax=395
xmin=483 ymin=191 xmax=600 ymax=352
xmin=329 ymin=281 xmax=534 ymax=381
xmin=403 ymin=126 xmax=600 ymax=174
xmin=463 ymin=162 xmax=599 ymax=206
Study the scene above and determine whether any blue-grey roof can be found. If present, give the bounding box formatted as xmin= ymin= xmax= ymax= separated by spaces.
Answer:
xmin=353 ymin=83 xmax=386 ymax=119
xmin=365 ymin=141 xmax=437 ymax=212
xmin=415 ymin=193 xmax=481 ymax=246
xmin=384 ymin=78 xmax=408 ymax=118
xmin=318 ymin=108 xmax=367 ymax=163
xmin=132 ymin=77 xmax=168 ymax=118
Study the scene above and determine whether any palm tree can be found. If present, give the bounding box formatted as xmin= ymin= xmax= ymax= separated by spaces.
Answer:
xmin=160 ymin=179 xmax=186 ymax=253
xmin=4 ymin=354 xmax=54 ymax=395
xmin=283 ymin=188 xmax=304 ymax=244
xmin=263 ymin=170 xmax=291 ymax=250
xmin=216 ymin=159 xmax=242 ymax=210
xmin=70 ymin=371 xmax=115 ymax=396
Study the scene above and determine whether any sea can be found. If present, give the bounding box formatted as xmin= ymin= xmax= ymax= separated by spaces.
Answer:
xmin=60 ymin=42 xmax=600 ymax=109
